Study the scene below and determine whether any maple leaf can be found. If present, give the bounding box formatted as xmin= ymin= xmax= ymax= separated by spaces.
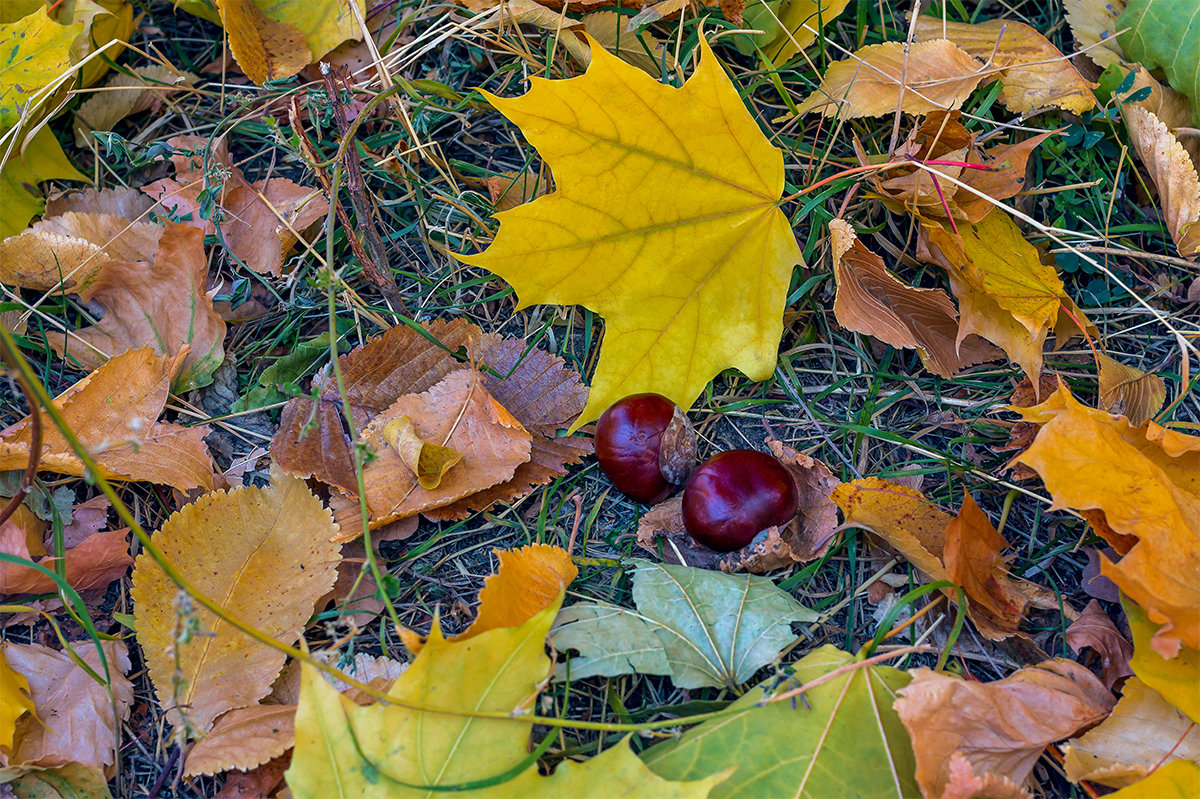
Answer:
xmin=142 ymin=135 xmax=328 ymax=276
xmin=0 ymin=348 xmax=217 ymax=492
xmin=1013 ymin=384 xmax=1200 ymax=656
xmin=912 ymin=16 xmax=1097 ymax=115
xmin=131 ymin=474 xmax=340 ymax=733
xmin=1123 ymin=105 xmax=1200 ymax=258
xmin=894 ymin=660 xmax=1114 ymax=798
xmin=829 ymin=218 xmax=998 ymax=378
xmin=48 ymin=223 xmax=227 ymax=392
xmin=1061 ymin=677 xmax=1199 ymax=789
xmin=459 ymin=36 xmax=803 ymax=427
xmin=796 ymin=39 xmax=984 ymax=118
xmin=3 ymin=639 xmax=134 ymax=771
xmin=1123 ymin=598 xmax=1199 ymax=723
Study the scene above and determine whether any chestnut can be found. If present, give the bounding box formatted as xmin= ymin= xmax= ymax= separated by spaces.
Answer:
xmin=682 ymin=450 xmax=798 ymax=552
xmin=595 ymin=393 xmax=697 ymax=503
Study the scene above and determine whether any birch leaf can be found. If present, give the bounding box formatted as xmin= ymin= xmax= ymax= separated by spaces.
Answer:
xmin=131 ymin=474 xmax=340 ymax=734
xmin=1123 ymin=105 xmax=1200 ymax=258
xmin=460 ymin=36 xmax=803 ymax=428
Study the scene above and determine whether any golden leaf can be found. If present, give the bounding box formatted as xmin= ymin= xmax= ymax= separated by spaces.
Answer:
xmin=217 ymin=0 xmax=310 ymax=84
xmin=1097 ymin=352 xmax=1167 ymax=425
xmin=0 ymin=8 xmax=81 ymax=130
xmin=1105 ymin=762 xmax=1200 ymax=799
xmin=1123 ymin=105 xmax=1200 ymax=258
xmin=0 ymin=348 xmax=216 ymax=492
xmin=912 ymin=16 xmax=1096 ymax=114
xmin=0 ymin=644 xmax=36 ymax=750
xmin=459 ymin=36 xmax=803 ymax=427
xmin=1063 ymin=0 xmax=1127 ymax=70
xmin=763 ymin=0 xmax=853 ymax=65
xmin=0 ymin=126 xmax=88 ymax=238
xmin=1124 ymin=598 xmax=1200 ymax=723
xmin=1014 ymin=384 xmax=1200 ymax=655
xmin=796 ymin=39 xmax=984 ymax=118
xmin=131 ymin=474 xmax=341 ymax=733
xmin=381 ymin=415 xmax=464 ymax=490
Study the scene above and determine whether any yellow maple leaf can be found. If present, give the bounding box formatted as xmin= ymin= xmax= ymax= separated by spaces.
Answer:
xmin=459 ymin=36 xmax=803 ymax=428
xmin=1123 ymin=598 xmax=1200 ymax=724
xmin=0 ymin=644 xmax=36 ymax=750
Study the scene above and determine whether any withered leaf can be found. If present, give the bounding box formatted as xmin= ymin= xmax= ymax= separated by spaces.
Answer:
xmin=1065 ymin=599 xmax=1135 ymax=690
xmin=1124 ymin=105 xmax=1200 ymax=258
xmin=183 ymin=704 xmax=297 ymax=777
xmin=0 ymin=520 xmax=130 ymax=597
xmin=382 ymin=415 xmax=463 ymax=490
xmin=1097 ymin=351 xmax=1167 ymax=426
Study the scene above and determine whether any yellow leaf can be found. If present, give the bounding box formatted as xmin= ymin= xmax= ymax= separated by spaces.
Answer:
xmin=1014 ymin=385 xmax=1200 ymax=656
xmin=763 ymin=0 xmax=853 ymax=65
xmin=1123 ymin=105 xmax=1200 ymax=258
xmin=831 ymin=477 xmax=952 ymax=585
xmin=0 ymin=644 xmax=36 ymax=750
xmin=0 ymin=125 xmax=88 ymax=238
xmin=401 ymin=543 xmax=577 ymax=653
xmin=131 ymin=474 xmax=341 ymax=734
xmin=0 ymin=8 xmax=81 ymax=129
xmin=1063 ymin=0 xmax=1127 ymax=70
xmin=287 ymin=544 xmax=717 ymax=799
xmin=55 ymin=0 xmax=137 ymax=87
xmin=796 ymin=39 xmax=984 ymax=118
xmin=1097 ymin=352 xmax=1167 ymax=426
xmin=1062 ymin=677 xmax=1200 ymax=788
xmin=213 ymin=0 xmax=364 ymax=84
xmin=1106 ymin=761 xmax=1200 ymax=799
xmin=912 ymin=16 xmax=1096 ymax=115
xmin=381 ymin=415 xmax=464 ymax=490
xmin=1124 ymin=598 xmax=1200 ymax=723
xmin=460 ymin=36 xmax=803 ymax=427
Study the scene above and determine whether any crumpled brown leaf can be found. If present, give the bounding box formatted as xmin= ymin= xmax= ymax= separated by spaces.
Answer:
xmin=3 ymin=640 xmax=133 ymax=772
xmin=0 ymin=348 xmax=217 ymax=492
xmin=894 ymin=660 xmax=1115 ymax=798
xmin=1065 ymin=599 xmax=1135 ymax=690
xmin=1061 ymin=676 xmax=1200 ymax=788
xmin=636 ymin=439 xmax=840 ymax=573
xmin=142 ymin=134 xmax=329 ymax=275
xmin=0 ymin=519 xmax=130 ymax=597
xmin=829 ymin=218 xmax=999 ymax=377
xmin=48 ymin=223 xmax=227 ymax=392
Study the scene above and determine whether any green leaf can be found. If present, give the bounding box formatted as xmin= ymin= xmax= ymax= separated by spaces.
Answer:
xmin=232 ymin=331 xmax=346 ymax=413
xmin=641 ymin=645 xmax=920 ymax=799
xmin=551 ymin=560 xmax=816 ymax=690
xmin=0 ymin=126 xmax=87 ymax=237
xmin=1118 ymin=0 xmax=1200 ymax=124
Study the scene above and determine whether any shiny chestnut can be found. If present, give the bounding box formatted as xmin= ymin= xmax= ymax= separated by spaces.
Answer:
xmin=682 ymin=449 xmax=798 ymax=552
xmin=595 ymin=393 xmax=697 ymax=503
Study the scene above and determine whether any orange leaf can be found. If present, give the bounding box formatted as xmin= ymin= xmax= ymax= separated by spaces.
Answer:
xmin=183 ymin=704 xmax=297 ymax=777
xmin=0 ymin=521 xmax=131 ymax=597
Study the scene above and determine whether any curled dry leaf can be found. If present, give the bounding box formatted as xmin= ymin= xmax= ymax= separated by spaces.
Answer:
xmin=636 ymin=440 xmax=840 ymax=573
xmin=0 ymin=348 xmax=217 ymax=492
xmin=142 ymin=135 xmax=329 ymax=275
xmin=209 ymin=0 xmax=364 ymax=84
xmin=381 ymin=415 xmax=463 ymax=490
xmin=1123 ymin=105 xmax=1200 ymax=258
xmin=912 ymin=16 xmax=1096 ymax=114
xmin=1066 ymin=600 xmax=1135 ymax=690
xmin=3 ymin=640 xmax=133 ymax=771
xmin=49 ymin=223 xmax=227 ymax=392
xmin=1013 ymin=383 xmax=1200 ymax=656
xmin=829 ymin=218 xmax=998 ymax=378
xmin=461 ymin=36 xmax=803 ymax=428
xmin=483 ymin=168 xmax=552 ymax=212
xmin=1062 ymin=677 xmax=1200 ymax=788
xmin=0 ymin=519 xmax=130 ymax=597
xmin=796 ymin=39 xmax=984 ymax=118
xmin=131 ymin=474 xmax=340 ymax=734
xmin=894 ymin=660 xmax=1114 ymax=798
xmin=869 ymin=111 xmax=1051 ymax=223
xmin=183 ymin=704 xmax=297 ymax=777
xmin=74 ymin=64 xmax=198 ymax=146
xmin=1097 ymin=351 xmax=1167 ymax=425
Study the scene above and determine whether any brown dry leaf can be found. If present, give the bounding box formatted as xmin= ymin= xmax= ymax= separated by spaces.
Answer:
xmin=0 ymin=349 xmax=217 ymax=492
xmin=1097 ymin=352 xmax=1167 ymax=425
xmin=400 ymin=543 xmax=576 ymax=653
xmin=1123 ymin=105 xmax=1200 ymax=258
xmin=131 ymin=474 xmax=340 ymax=734
xmin=0 ymin=205 xmax=161 ymax=292
xmin=4 ymin=640 xmax=133 ymax=771
xmin=913 ymin=16 xmax=1096 ymax=114
xmin=142 ymin=135 xmax=329 ymax=275
xmin=48 ymin=223 xmax=227 ymax=392
xmin=1065 ymin=599 xmax=1135 ymax=690
xmin=944 ymin=491 xmax=1031 ymax=640
xmin=183 ymin=704 xmax=297 ymax=777
xmin=217 ymin=0 xmax=311 ymax=84
xmin=60 ymin=495 xmax=112 ymax=548
xmin=44 ymin=186 xmax=155 ymax=218
xmin=796 ymin=39 xmax=984 ymax=118
xmin=74 ymin=64 xmax=198 ymax=147
xmin=1013 ymin=383 xmax=1200 ymax=656
xmin=484 ymin=168 xmax=552 ymax=212
xmin=829 ymin=218 xmax=998 ymax=378
xmin=381 ymin=415 xmax=463 ymax=490
xmin=348 ymin=367 xmax=532 ymax=530
xmin=870 ymin=111 xmax=1052 ymax=222
xmin=636 ymin=440 xmax=841 ymax=573
xmin=321 ymin=540 xmax=386 ymax=624
xmin=942 ymin=752 xmax=1031 ymax=799
xmin=0 ymin=520 xmax=130 ymax=597
xmin=894 ymin=660 xmax=1115 ymax=798
xmin=1061 ymin=676 xmax=1200 ymax=788
xmin=212 ymin=754 xmax=290 ymax=799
